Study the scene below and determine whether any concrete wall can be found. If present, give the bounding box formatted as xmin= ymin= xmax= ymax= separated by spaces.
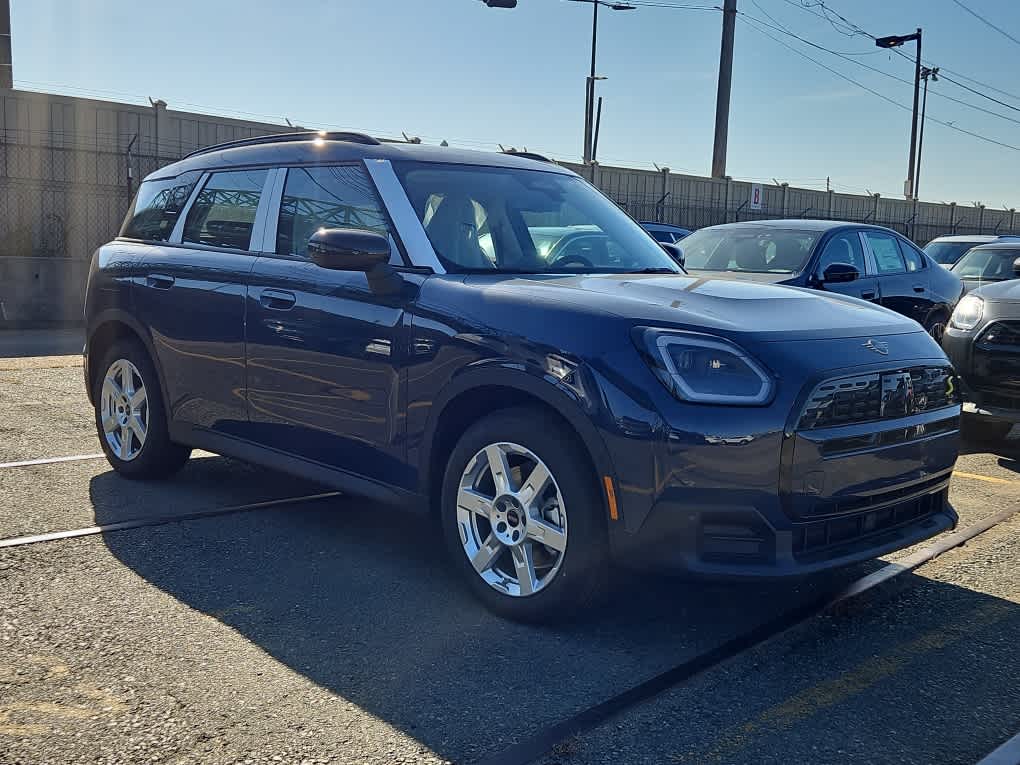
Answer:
xmin=2 ymin=88 xmax=1016 ymax=326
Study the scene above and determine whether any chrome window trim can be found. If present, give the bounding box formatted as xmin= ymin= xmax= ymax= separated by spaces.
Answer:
xmin=250 ymin=168 xmax=283 ymax=254
xmin=364 ymin=158 xmax=445 ymax=274
xmin=257 ymin=167 xmax=287 ymax=253
xmin=857 ymin=230 xmax=879 ymax=277
xmin=168 ymin=171 xmax=210 ymax=244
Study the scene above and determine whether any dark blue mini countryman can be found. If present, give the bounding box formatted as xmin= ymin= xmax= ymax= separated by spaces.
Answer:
xmin=85 ymin=133 xmax=961 ymax=621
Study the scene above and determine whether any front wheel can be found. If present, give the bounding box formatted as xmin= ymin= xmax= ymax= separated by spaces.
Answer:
xmin=93 ymin=339 xmax=191 ymax=479
xmin=440 ymin=408 xmax=608 ymax=622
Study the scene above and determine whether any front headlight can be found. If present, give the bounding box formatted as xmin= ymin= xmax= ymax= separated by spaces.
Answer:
xmin=634 ymin=328 xmax=775 ymax=405
xmin=950 ymin=294 xmax=984 ymax=331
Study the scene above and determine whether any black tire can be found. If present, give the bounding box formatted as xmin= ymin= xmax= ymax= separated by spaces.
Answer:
xmin=92 ymin=337 xmax=191 ymax=479
xmin=440 ymin=407 xmax=609 ymax=623
xmin=961 ymin=414 xmax=1014 ymax=443
xmin=925 ymin=311 xmax=950 ymax=344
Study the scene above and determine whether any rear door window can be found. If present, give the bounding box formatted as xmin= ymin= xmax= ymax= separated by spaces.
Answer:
xmin=863 ymin=231 xmax=906 ymax=275
xmin=181 ymin=169 xmax=270 ymax=250
xmin=275 ymin=165 xmax=391 ymax=259
xmin=897 ymin=240 xmax=926 ymax=272
xmin=120 ymin=171 xmax=202 ymax=241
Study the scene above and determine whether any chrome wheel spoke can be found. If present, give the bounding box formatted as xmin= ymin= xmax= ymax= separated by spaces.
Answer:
xmin=471 ymin=534 xmax=503 ymax=574
xmin=458 ymin=487 xmax=493 ymax=518
xmin=518 ymin=461 xmax=551 ymax=506
xmin=511 ymin=544 xmax=538 ymax=596
xmin=129 ymin=387 xmax=147 ymax=409
xmin=118 ymin=425 xmax=133 ymax=460
xmin=485 ymin=445 xmax=513 ymax=495
xmin=102 ymin=414 xmax=118 ymax=435
xmin=129 ymin=415 xmax=147 ymax=443
xmin=526 ymin=515 xmax=567 ymax=553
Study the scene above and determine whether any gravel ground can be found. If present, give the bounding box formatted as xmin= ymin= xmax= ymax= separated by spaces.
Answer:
xmin=0 ymin=364 xmax=1017 ymax=765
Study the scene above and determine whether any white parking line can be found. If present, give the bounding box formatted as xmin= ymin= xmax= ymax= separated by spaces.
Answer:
xmin=0 ymin=491 xmax=342 ymax=549
xmin=0 ymin=453 xmax=106 ymax=470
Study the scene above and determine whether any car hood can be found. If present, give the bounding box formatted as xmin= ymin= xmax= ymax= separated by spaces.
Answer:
xmin=685 ymin=269 xmax=795 ymax=286
xmin=464 ymin=273 xmax=919 ymax=342
xmin=965 ymin=278 xmax=1020 ymax=302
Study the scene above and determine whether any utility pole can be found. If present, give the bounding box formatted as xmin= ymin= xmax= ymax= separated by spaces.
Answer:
xmin=711 ymin=0 xmax=737 ymax=178
xmin=583 ymin=1 xmax=599 ymax=165
xmin=914 ymin=65 xmax=938 ymax=201
xmin=876 ymin=29 xmax=922 ymax=199
xmin=0 ymin=0 xmax=12 ymax=89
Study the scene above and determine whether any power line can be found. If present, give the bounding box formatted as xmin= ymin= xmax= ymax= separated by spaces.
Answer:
xmin=738 ymin=11 xmax=1020 ymax=127
xmin=739 ymin=14 xmax=1020 ymax=154
xmin=949 ymin=0 xmax=1020 ymax=49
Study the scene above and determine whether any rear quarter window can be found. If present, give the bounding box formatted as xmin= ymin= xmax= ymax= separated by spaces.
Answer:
xmin=120 ymin=171 xmax=202 ymax=241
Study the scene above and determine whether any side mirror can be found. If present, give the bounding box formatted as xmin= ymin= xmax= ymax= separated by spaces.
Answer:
xmin=661 ymin=242 xmax=685 ymax=267
xmin=308 ymin=228 xmax=390 ymax=272
xmin=819 ymin=262 xmax=860 ymax=284
xmin=1013 ymin=256 xmax=1020 ymax=278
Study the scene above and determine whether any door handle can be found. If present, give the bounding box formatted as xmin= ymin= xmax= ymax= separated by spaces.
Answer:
xmin=145 ymin=273 xmax=175 ymax=290
xmin=913 ymin=285 xmax=926 ymax=293
xmin=259 ymin=289 xmax=297 ymax=311
xmin=861 ymin=290 xmax=877 ymax=300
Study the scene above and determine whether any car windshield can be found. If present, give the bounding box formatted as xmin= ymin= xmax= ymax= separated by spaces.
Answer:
xmin=678 ymin=227 xmax=820 ymax=274
xmin=950 ymin=248 xmax=1020 ymax=281
xmin=393 ymin=162 xmax=680 ymax=274
xmin=924 ymin=241 xmax=979 ymax=265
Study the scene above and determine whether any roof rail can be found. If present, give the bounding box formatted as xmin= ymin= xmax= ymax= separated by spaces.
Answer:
xmin=183 ymin=131 xmax=381 ymax=159
xmin=501 ymin=149 xmax=555 ymax=164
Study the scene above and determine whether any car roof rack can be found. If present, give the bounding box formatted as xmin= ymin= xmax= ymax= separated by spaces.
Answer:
xmin=501 ymin=148 xmax=555 ymax=164
xmin=183 ymin=131 xmax=382 ymax=159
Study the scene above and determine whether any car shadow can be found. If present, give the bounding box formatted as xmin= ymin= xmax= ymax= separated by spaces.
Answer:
xmin=89 ymin=471 xmax=891 ymax=763
xmin=960 ymin=433 xmax=1020 ymax=470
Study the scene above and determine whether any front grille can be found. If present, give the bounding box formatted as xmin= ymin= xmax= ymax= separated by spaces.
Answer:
xmin=978 ymin=320 xmax=1020 ymax=348
xmin=798 ymin=366 xmax=959 ymax=430
xmin=807 ymin=474 xmax=948 ymax=516
xmin=793 ymin=488 xmax=946 ymax=559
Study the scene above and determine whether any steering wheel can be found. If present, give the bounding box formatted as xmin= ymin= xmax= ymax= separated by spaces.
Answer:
xmin=547 ymin=254 xmax=594 ymax=271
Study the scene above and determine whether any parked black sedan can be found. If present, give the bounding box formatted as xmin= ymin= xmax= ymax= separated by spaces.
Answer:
xmin=942 ymin=280 xmax=1020 ymax=440
xmin=678 ymin=220 xmax=964 ymax=340
xmin=949 ymin=241 xmax=1020 ymax=294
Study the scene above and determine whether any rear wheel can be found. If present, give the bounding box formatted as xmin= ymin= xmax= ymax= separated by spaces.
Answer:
xmin=93 ymin=339 xmax=191 ymax=479
xmin=925 ymin=311 xmax=949 ymax=344
xmin=440 ymin=407 xmax=608 ymax=622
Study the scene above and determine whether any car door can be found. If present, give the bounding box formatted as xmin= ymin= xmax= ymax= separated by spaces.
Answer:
xmin=811 ymin=229 xmax=881 ymax=304
xmin=244 ymin=163 xmax=411 ymax=488
xmin=861 ymin=230 xmax=929 ymax=325
xmin=133 ymin=167 xmax=273 ymax=437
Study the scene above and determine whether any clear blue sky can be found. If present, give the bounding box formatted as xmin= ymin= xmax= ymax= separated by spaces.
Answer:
xmin=12 ymin=0 xmax=1020 ymax=205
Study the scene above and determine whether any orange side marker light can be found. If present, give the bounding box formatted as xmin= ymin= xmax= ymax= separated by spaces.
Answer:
xmin=603 ymin=476 xmax=619 ymax=521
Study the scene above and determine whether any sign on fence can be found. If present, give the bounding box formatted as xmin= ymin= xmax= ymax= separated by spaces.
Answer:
xmin=750 ymin=183 xmax=764 ymax=211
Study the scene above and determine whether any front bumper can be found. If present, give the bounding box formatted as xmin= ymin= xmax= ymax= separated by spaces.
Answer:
xmin=605 ymin=356 xmax=961 ymax=577
xmin=943 ymin=325 xmax=1020 ymax=424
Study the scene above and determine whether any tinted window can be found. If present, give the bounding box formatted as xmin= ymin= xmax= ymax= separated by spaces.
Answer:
xmin=951 ymin=248 xmax=1020 ymax=281
xmin=679 ymin=227 xmax=819 ymax=273
xmin=182 ymin=169 xmax=269 ymax=250
xmin=863 ymin=231 xmax=906 ymax=274
xmin=120 ymin=171 xmax=201 ymax=241
xmin=816 ymin=231 xmax=866 ymax=275
xmin=394 ymin=162 xmax=679 ymax=274
xmin=276 ymin=165 xmax=391 ymax=258
xmin=923 ymin=241 xmax=976 ymax=265
xmin=898 ymin=240 xmax=925 ymax=272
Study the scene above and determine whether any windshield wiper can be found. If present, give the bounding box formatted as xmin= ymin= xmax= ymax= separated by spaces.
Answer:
xmin=627 ymin=267 xmax=682 ymax=274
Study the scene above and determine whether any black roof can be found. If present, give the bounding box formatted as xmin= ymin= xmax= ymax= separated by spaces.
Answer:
xmin=149 ymin=132 xmax=573 ymax=181
xmin=700 ymin=219 xmax=899 ymax=234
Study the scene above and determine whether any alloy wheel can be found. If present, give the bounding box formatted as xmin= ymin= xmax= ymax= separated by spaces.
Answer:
xmin=456 ymin=442 xmax=568 ymax=597
xmin=100 ymin=358 xmax=148 ymax=461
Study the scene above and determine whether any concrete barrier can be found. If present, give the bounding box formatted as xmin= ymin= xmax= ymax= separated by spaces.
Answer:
xmin=0 ymin=256 xmax=89 ymax=327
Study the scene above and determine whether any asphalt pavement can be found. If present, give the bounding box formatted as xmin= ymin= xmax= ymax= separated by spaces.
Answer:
xmin=0 ymin=355 xmax=1018 ymax=765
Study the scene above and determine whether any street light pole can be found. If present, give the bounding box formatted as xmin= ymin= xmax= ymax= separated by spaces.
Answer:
xmin=876 ymin=29 xmax=922 ymax=199
xmin=583 ymin=0 xmax=599 ymax=165
xmin=711 ymin=0 xmax=737 ymax=178
xmin=914 ymin=66 xmax=938 ymax=201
